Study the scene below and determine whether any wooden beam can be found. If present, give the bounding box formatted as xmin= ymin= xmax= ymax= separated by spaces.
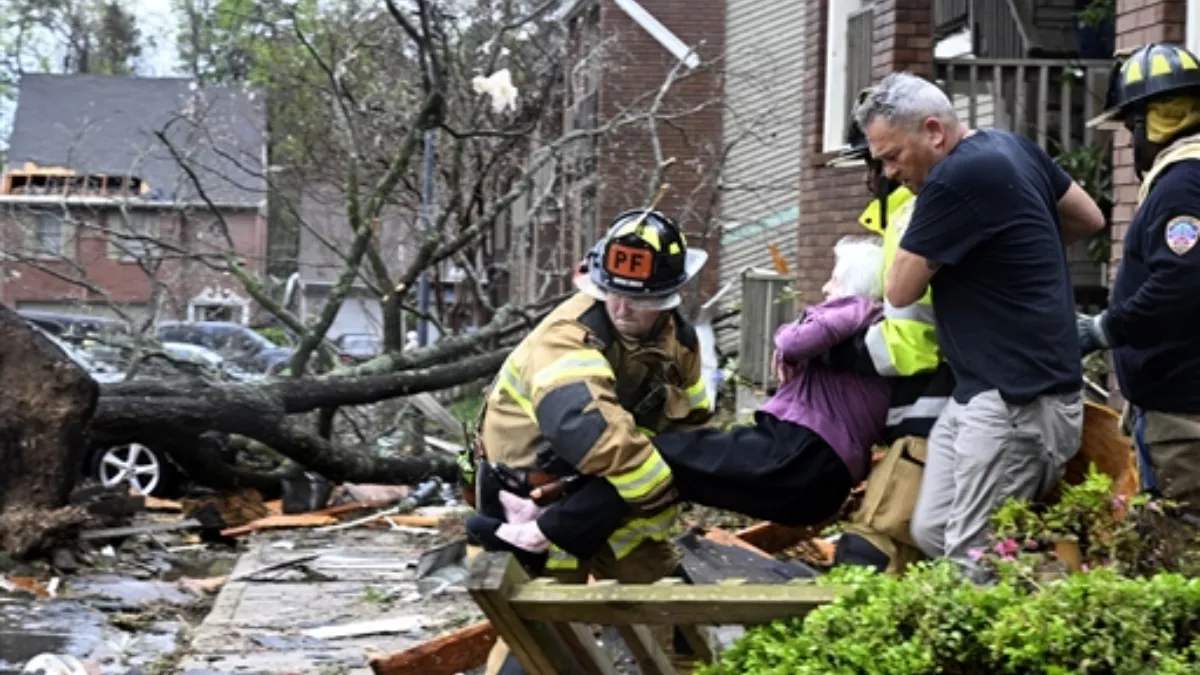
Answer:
xmin=507 ymin=576 xmax=837 ymax=626
xmin=368 ymin=620 xmax=497 ymax=675
xmin=614 ymin=624 xmax=677 ymax=675
xmin=467 ymin=552 xmax=584 ymax=675
xmin=553 ymin=622 xmax=619 ymax=675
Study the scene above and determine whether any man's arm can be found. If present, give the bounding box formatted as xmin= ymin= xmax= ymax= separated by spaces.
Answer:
xmin=886 ymin=249 xmax=939 ymax=308
xmin=1057 ymin=182 xmax=1106 ymax=246
xmin=1101 ymin=212 xmax=1200 ymax=349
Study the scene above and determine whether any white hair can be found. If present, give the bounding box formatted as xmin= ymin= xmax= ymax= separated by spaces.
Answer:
xmin=831 ymin=235 xmax=885 ymax=300
xmin=854 ymin=72 xmax=959 ymax=132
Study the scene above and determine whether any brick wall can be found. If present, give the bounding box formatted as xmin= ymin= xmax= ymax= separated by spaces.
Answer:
xmin=796 ymin=0 xmax=934 ymax=305
xmin=1110 ymin=0 xmax=1187 ymax=270
xmin=595 ymin=0 xmax=725 ymax=299
xmin=0 ymin=206 xmax=267 ymax=321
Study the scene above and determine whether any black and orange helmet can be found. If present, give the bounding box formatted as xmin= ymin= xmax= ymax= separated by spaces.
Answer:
xmin=577 ymin=209 xmax=707 ymax=306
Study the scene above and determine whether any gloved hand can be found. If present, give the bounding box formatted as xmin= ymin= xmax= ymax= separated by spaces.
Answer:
xmin=1077 ymin=312 xmax=1112 ymax=357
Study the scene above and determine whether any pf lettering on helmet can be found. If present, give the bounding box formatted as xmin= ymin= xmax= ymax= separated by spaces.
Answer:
xmin=606 ymin=244 xmax=654 ymax=282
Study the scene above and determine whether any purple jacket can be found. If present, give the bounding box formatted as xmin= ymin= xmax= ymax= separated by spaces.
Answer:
xmin=758 ymin=296 xmax=890 ymax=483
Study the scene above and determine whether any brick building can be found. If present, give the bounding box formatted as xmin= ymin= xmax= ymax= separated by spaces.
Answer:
xmin=0 ymin=74 xmax=268 ymax=324
xmin=503 ymin=0 xmax=725 ymax=307
xmin=796 ymin=0 xmax=1120 ymax=304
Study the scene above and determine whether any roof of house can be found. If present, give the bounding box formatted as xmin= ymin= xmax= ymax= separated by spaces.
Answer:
xmin=5 ymin=73 xmax=266 ymax=208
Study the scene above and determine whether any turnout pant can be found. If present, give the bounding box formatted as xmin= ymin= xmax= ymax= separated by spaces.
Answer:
xmin=537 ymin=412 xmax=854 ymax=561
xmin=1135 ymin=408 xmax=1200 ymax=522
xmin=910 ymin=390 xmax=1082 ymax=580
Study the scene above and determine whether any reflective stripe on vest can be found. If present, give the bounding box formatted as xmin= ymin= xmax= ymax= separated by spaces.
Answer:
xmin=544 ymin=504 xmax=679 ymax=570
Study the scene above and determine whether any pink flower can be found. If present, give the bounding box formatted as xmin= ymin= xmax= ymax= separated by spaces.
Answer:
xmin=993 ymin=538 xmax=1020 ymax=559
xmin=1112 ymin=495 xmax=1128 ymax=511
xmin=968 ymin=548 xmax=985 ymax=562
xmin=1081 ymin=564 xmax=1090 ymax=572
xmin=1148 ymin=500 xmax=1163 ymax=514
xmin=1024 ymin=539 xmax=1040 ymax=551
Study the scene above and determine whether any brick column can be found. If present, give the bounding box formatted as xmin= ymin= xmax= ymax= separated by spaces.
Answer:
xmin=795 ymin=0 xmax=935 ymax=305
xmin=1111 ymin=0 xmax=1187 ymax=268
xmin=872 ymin=0 xmax=934 ymax=78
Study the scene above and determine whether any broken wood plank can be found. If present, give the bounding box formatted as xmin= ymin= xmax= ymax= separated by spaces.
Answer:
xmin=220 ymin=513 xmax=338 ymax=537
xmin=614 ymin=624 xmax=677 ymax=675
xmin=80 ymin=518 xmax=202 ymax=541
xmin=506 ymin=573 xmax=836 ymax=626
xmin=732 ymin=522 xmax=815 ymax=555
xmin=382 ymin=514 xmax=442 ymax=528
xmin=142 ymin=496 xmax=183 ymax=512
xmin=703 ymin=526 xmax=771 ymax=558
xmin=555 ymin=622 xmax=619 ymax=675
xmin=368 ymin=621 xmax=497 ymax=675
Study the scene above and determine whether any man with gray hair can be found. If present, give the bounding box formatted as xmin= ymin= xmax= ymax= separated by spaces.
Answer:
xmin=854 ymin=71 xmax=1106 ymax=579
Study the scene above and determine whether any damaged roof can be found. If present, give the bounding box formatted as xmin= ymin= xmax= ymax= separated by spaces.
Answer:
xmin=5 ymin=73 xmax=266 ymax=208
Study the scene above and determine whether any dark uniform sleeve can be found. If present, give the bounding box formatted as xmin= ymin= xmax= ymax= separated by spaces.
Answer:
xmin=1106 ymin=168 xmax=1200 ymax=348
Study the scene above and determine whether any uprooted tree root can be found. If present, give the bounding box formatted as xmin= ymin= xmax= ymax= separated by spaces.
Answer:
xmin=0 ymin=506 xmax=90 ymax=559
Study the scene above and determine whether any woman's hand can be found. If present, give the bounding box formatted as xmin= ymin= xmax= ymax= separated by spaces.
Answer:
xmin=772 ymin=350 xmax=797 ymax=385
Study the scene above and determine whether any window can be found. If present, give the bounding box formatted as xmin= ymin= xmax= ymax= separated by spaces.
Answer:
xmin=1190 ymin=0 xmax=1200 ymax=57
xmin=108 ymin=211 xmax=158 ymax=261
xmin=823 ymin=1 xmax=872 ymax=152
xmin=26 ymin=212 xmax=75 ymax=258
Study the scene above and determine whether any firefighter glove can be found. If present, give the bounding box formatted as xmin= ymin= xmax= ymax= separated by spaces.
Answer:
xmin=1077 ymin=312 xmax=1112 ymax=357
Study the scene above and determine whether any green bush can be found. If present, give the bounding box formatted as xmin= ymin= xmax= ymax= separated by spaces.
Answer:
xmin=702 ymin=563 xmax=1200 ymax=675
xmin=702 ymin=471 xmax=1200 ymax=675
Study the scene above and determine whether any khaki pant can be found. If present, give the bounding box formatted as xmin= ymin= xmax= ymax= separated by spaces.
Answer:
xmin=484 ymin=539 xmax=682 ymax=675
xmin=840 ymin=436 xmax=929 ymax=574
xmin=911 ymin=390 xmax=1083 ymax=580
xmin=1141 ymin=409 xmax=1200 ymax=519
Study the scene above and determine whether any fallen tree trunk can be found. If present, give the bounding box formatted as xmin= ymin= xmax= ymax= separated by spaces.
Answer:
xmin=89 ymin=349 xmax=511 ymax=486
xmin=0 ymin=304 xmax=99 ymax=556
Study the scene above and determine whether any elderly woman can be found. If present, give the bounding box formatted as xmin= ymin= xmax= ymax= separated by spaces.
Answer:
xmin=468 ymin=236 xmax=892 ymax=572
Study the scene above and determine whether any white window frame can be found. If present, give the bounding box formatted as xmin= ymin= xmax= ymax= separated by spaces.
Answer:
xmin=108 ymin=210 xmax=158 ymax=262
xmin=1189 ymin=0 xmax=1200 ymax=56
xmin=823 ymin=0 xmax=869 ymax=152
xmin=27 ymin=211 xmax=76 ymax=260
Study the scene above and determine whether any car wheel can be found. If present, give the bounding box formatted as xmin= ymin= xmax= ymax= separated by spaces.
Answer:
xmin=92 ymin=443 xmax=178 ymax=497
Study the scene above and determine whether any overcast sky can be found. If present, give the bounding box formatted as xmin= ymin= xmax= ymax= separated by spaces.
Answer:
xmin=134 ymin=0 xmax=185 ymax=77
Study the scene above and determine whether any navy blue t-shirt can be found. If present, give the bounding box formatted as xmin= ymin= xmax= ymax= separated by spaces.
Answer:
xmin=1109 ymin=159 xmax=1200 ymax=413
xmin=899 ymin=129 xmax=1082 ymax=405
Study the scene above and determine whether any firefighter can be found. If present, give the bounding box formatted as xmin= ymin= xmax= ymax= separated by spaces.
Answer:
xmin=468 ymin=208 xmax=712 ymax=675
xmin=822 ymin=87 xmax=956 ymax=572
xmin=1081 ymin=43 xmax=1200 ymax=522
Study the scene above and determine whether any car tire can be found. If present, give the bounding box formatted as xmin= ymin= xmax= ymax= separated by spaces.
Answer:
xmin=90 ymin=442 xmax=181 ymax=498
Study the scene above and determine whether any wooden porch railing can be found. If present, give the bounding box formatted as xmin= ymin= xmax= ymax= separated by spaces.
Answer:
xmin=935 ymin=57 xmax=1113 ymax=154
xmin=467 ymin=551 xmax=837 ymax=674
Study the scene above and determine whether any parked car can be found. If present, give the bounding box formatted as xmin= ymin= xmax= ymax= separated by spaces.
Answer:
xmin=156 ymin=321 xmax=293 ymax=376
xmin=334 ymin=333 xmax=383 ymax=365
xmin=19 ymin=309 xmax=135 ymax=370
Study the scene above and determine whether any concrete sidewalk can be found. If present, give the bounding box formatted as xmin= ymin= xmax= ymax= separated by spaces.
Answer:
xmin=180 ymin=526 xmax=483 ymax=674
